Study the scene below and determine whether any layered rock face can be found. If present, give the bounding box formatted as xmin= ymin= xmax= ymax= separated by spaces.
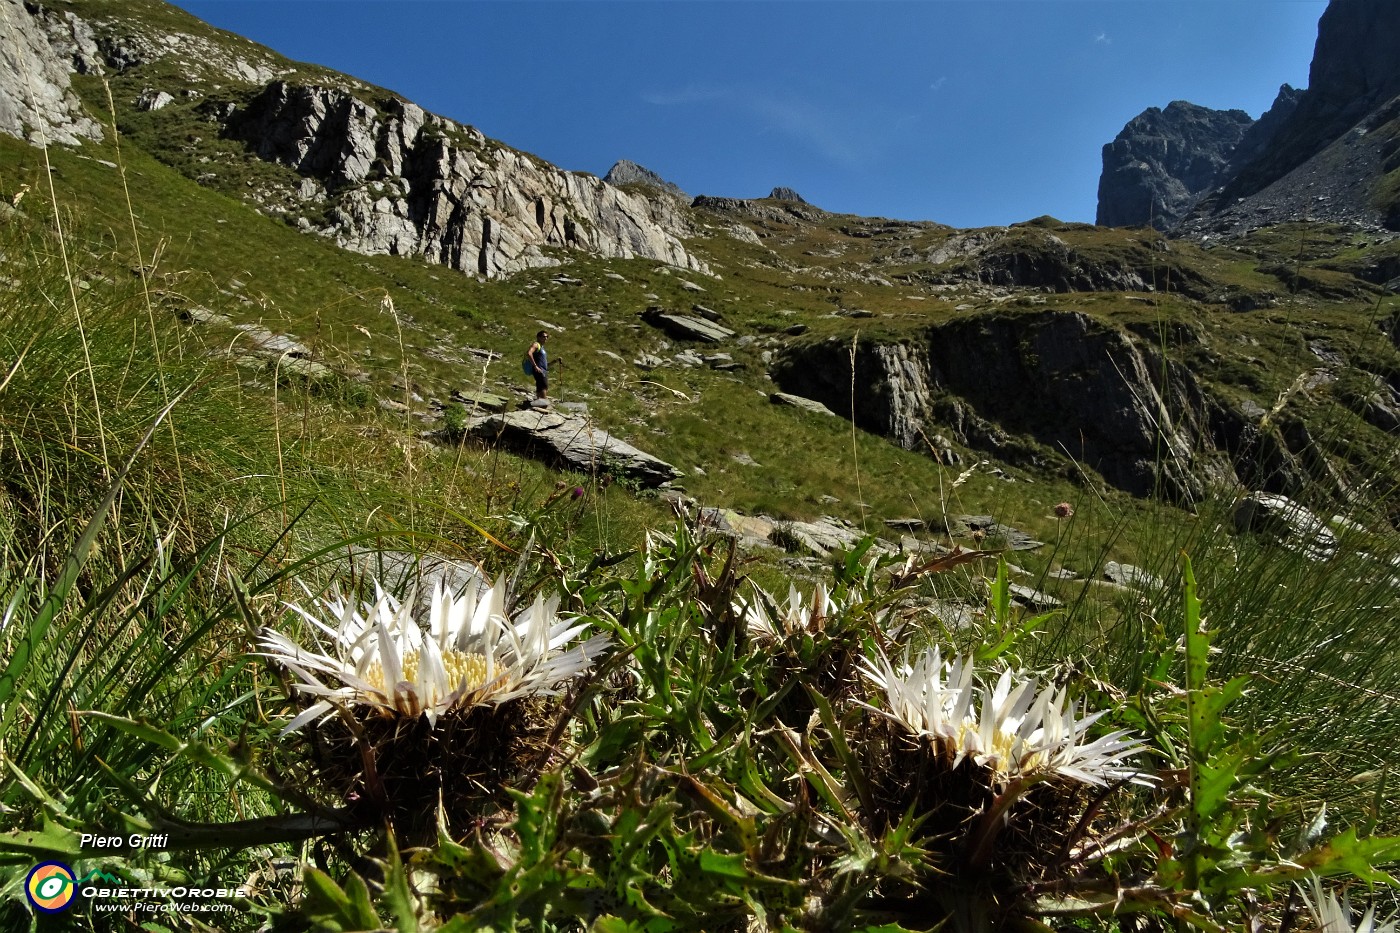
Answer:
xmin=0 ymin=0 xmax=103 ymax=145
xmin=772 ymin=312 xmax=1316 ymax=502
xmin=229 ymin=83 xmax=707 ymax=278
xmin=1096 ymin=102 xmax=1254 ymax=230
xmin=0 ymin=3 xmax=707 ymax=279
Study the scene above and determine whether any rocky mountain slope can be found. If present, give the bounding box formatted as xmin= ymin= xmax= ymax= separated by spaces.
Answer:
xmin=1100 ymin=0 xmax=1400 ymax=237
xmin=1097 ymin=91 xmax=1300 ymax=231
xmin=0 ymin=0 xmax=706 ymax=279
xmin=3 ymin=0 xmax=1400 ymax=554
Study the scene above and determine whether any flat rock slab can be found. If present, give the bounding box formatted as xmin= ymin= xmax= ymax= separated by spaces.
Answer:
xmin=948 ymin=514 xmax=1045 ymax=551
xmin=344 ymin=548 xmax=486 ymax=609
xmin=472 ymin=409 xmax=681 ymax=487
xmin=771 ymin=392 xmax=837 ymax=416
xmin=641 ymin=307 xmax=735 ymax=343
xmin=1008 ymin=583 xmax=1062 ymax=612
xmin=233 ymin=323 xmax=311 ymax=359
xmin=697 ymin=508 xmax=876 ymax=557
xmin=273 ymin=357 xmax=335 ymax=381
xmin=452 ymin=389 xmax=509 ymax=412
xmin=1103 ymin=560 xmax=1162 ymax=590
xmin=179 ymin=305 xmax=232 ymax=327
xmin=699 ymin=508 xmax=777 ymax=550
xmin=1232 ymin=492 xmax=1338 ymax=561
xmin=783 ymin=517 xmax=865 ymax=555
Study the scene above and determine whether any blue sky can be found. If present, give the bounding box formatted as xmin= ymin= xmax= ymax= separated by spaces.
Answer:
xmin=172 ymin=1 xmax=1326 ymax=228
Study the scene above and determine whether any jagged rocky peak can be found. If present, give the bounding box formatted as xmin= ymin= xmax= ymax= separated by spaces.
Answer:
xmin=603 ymin=160 xmax=689 ymax=200
xmin=1200 ymin=0 xmax=1400 ymax=231
xmin=1105 ymin=0 xmax=1400 ymax=236
xmin=768 ymin=186 xmax=808 ymax=204
xmin=1225 ymin=84 xmax=1304 ymax=173
xmin=1096 ymin=101 xmax=1255 ymax=230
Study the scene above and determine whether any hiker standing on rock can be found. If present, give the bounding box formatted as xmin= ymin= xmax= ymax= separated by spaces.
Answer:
xmin=524 ymin=330 xmax=549 ymax=400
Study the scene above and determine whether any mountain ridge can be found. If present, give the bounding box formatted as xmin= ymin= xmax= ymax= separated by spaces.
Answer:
xmin=0 ymin=0 xmax=709 ymax=278
xmin=3 ymin=0 xmax=1400 ymax=531
xmin=1098 ymin=0 xmax=1400 ymax=238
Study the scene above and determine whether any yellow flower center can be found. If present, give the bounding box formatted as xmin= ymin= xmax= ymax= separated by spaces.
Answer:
xmin=948 ymin=719 xmax=1044 ymax=777
xmin=363 ymin=649 xmax=491 ymax=697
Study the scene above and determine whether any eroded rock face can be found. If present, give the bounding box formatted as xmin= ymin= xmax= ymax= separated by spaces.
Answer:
xmin=1097 ymin=101 xmax=1254 ymax=230
xmin=229 ymin=82 xmax=707 ymax=278
xmin=1 ymin=5 xmax=707 ymax=278
xmin=0 ymin=0 xmax=103 ymax=146
xmin=770 ymin=311 xmax=1323 ymax=502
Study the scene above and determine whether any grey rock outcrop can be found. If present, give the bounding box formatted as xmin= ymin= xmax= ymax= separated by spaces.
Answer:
xmin=469 ymin=409 xmax=682 ymax=487
xmin=640 ymin=306 xmax=735 ymax=343
xmin=692 ymin=194 xmax=831 ymax=224
xmin=2 ymin=0 xmax=707 ymax=279
xmin=136 ymin=88 xmax=174 ymax=111
xmin=900 ymin=223 xmax=1212 ymax=297
xmin=603 ymin=159 xmax=689 ymax=201
xmin=229 ymin=82 xmax=707 ymax=278
xmin=1096 ymin=101 xmax=1254 ymax=230
xmin=1232 ymin=492 xmax=1338 ymax=561
xmin=771 ymin=311 xmax=1325 ymax=502
xmin=0 ymin=0 xmax=103 ymax=146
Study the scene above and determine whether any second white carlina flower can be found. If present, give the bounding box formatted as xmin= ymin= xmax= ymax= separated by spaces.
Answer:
xmin=859 ymin=646 xmax=1148 ymax=787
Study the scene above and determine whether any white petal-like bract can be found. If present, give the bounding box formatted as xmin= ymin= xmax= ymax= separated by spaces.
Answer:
xmin=259 ymin=574 xmax=609 ymax=732
xmin=859 ymin=647 xmax=1148 ymax=787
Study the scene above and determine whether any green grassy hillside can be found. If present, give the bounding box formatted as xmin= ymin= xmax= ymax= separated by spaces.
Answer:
xmin=4 ymin=3 xmax=1400 ymax=930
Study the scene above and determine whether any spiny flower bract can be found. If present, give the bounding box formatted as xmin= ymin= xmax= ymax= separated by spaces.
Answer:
xmin=739 ymin=582 xmax=842 ymax=643
xmin=258 ymin=574 xmax=609 ymax=731
xmin=1304 ymin=877 xmax=1399 ymax=933
xmin=859 ymin=646 xmax=1147 ymax=787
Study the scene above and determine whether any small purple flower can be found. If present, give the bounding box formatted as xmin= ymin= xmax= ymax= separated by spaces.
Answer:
xmin=572 ymin=486 xmax=585 ymax=499
xmin=1053 ymin=502 xmax=1074 ymax=519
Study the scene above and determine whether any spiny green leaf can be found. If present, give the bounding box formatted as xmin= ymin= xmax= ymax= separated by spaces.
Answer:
xmin=382 ymin=836 xmax=419 ymax=933
xmin=0 ymin=815 xmax=83 ymax=862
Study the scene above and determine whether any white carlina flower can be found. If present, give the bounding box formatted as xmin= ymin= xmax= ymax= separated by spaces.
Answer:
xmin=1304 ymin=877 xmax=1399 ymax=933
xmin=258 ymin=575 xmax=609 ymax=733
xmin=858 ymin=647 xmax=1147 ymax=787
xmin=739 ymin=583 xmax=841 ymax=642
